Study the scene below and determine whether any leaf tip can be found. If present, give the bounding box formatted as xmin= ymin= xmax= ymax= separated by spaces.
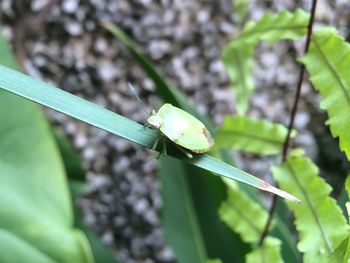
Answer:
xmin=261 ymin=182 xmax=301 ymax=203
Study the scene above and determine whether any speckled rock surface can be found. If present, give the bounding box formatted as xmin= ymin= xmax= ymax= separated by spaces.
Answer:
xmin=1 ymin=0 xmax=350 ymax=262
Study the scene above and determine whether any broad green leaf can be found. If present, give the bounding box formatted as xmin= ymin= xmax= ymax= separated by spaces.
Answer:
xmin=159 ymin=157 xmax=207 ymax=263
xmin=0 ymin=92 xmax=93 ymax=263
xmin=0 ymin=229 xmax=55 ymax=263
xmin=272 ymin=150 xmax=350 ymax=262
xmin=222 ymin=9 xmax=309 ymax=114
xmin=0 ymin=31 xmax=93 ymax=263
xmin=246 ymin=237 xmax=284 ymax=263
xmin=214 ymin=116 xmax=296 ymax=155
xmin=233 ymin=0 xmax=250 ymax=24
xmin=219 ymin=180 xmax=271 ymax=243
xmin=0 ymin=65 xmax=300 ymax=201
xmin=300 ymin=28 xmax=350 ymax=160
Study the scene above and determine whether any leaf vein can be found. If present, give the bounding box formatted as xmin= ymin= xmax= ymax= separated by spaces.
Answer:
xmin=227 ymin=200 xmax=262 ymax=235
xmin=312 ymin=36 xmax=350 ymax=105
xmin=286 ymin=161 xmax=333 ymax=253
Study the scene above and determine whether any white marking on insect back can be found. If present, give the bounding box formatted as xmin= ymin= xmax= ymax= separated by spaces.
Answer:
xmin=147 ymin=110 xmax=163 ymax=129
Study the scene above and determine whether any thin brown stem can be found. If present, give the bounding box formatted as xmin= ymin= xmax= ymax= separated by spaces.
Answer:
xmin=258 ymin=0 xmax=318 ymax=246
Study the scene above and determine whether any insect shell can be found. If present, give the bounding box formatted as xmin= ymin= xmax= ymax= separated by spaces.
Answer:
xmin=147 ymin=103 xmax=214 ymax=153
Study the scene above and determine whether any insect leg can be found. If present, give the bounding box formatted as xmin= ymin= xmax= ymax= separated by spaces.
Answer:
xmin=174 ymin=144 xmax=193 ymax=159
xmin=152 ymin=136 xmax=159 ymax=150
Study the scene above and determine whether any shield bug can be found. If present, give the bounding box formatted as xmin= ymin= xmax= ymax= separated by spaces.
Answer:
xmin=147 ymin=103 xmax=214 ymax=158
xmin=127 ymin=83 xmax=213 ymax=158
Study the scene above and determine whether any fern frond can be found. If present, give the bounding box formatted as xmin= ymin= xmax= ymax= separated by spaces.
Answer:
xmin=222 ymin=9 xmax=309 ymax=114
xmin=237 ymin=9 xmax=309 ymax=45
xmin=219 ymin=180 xmax=271 ymax=243
xmin=214 ymin=116 xmax=295 ymax=155
xmin=272 ymin=150 xmax=349 ymax=262
xmin=300 ymin=28 xmax=350 ymax=160
xmin=245 ymin=237 xmax=284 ymax=263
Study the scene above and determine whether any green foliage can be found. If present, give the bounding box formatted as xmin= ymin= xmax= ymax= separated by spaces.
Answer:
xmin=272 ymin=150 xmax=350 ymax=262
xmin=233 ymin=0 xmax=250 ymax=24
xmin=0 ymin=51 xmax=301 ymax=201
xmin=222 ymin=9 xmax=309 ymax=114
xmin=219 ymin=180 xmax=270 ymax=243
xmin=105 ymin=23 xmax=254 ymax=262
xmin=246 ymin=237 xmax=284 ymax=263
xmin=185 ymin=164 xmax=250 ymax=262
xmin=300 ymin=28 xmax=350 ymax=160
xmin=0 ymin=92 xmax=93 ymax=263
xmin=0 ymin=30 xmax=93 ymax=263
xmin=159 ymin=157 xmax=207 ymax=263
xmin=214 ymin=116 xmax=295 ymax=155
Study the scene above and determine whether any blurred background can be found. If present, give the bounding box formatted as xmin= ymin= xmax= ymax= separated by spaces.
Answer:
xmin=1 ymin=0 xmax=350 ymax=262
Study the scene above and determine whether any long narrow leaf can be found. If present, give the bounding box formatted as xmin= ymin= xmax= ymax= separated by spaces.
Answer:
xmin=0 ymin=65 xmax=300 ymax=201
xmin=160 ymin=157 xmax=207 ymax=263
xmin=272 ymin=150 xmax=350 ymax=262
xmin=222 ymin=9 xmax=309 ymax=114
xmin=214 ymin=116 xmax=295 ymax=155
xmin=300 ymin=28 xmax=350 ymax=160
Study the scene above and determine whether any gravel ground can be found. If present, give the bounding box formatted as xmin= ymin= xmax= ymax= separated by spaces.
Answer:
xmin=1 ymin=0 xmax=350 ymax=262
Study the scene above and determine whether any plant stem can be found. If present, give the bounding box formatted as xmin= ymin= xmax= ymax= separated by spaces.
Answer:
xmin=258 ymin=0 xmax=318 ymax=246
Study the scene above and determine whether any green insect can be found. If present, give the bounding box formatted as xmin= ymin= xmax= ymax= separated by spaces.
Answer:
xmin=147 ymin=103 xmax=214 ymax=158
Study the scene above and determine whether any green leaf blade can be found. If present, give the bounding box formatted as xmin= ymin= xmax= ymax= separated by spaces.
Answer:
xmin=272 ymin=151 xmax=350 ymax=261
xmin=0 ymin=64 xmax=157 ymax=149
xmin=160 ymin=157 xmax=207 ymax=263
xmin=300 ymin=28 xmax=350 ymax=160
xmin=214 ymin=116 xmax=295 ymax=155
xmin=0 ymin=65 xmax=299 ymax=201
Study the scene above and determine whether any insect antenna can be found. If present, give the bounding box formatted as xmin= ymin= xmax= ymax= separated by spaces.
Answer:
xmin=127 ymin=82 xmax=150 ymax=117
